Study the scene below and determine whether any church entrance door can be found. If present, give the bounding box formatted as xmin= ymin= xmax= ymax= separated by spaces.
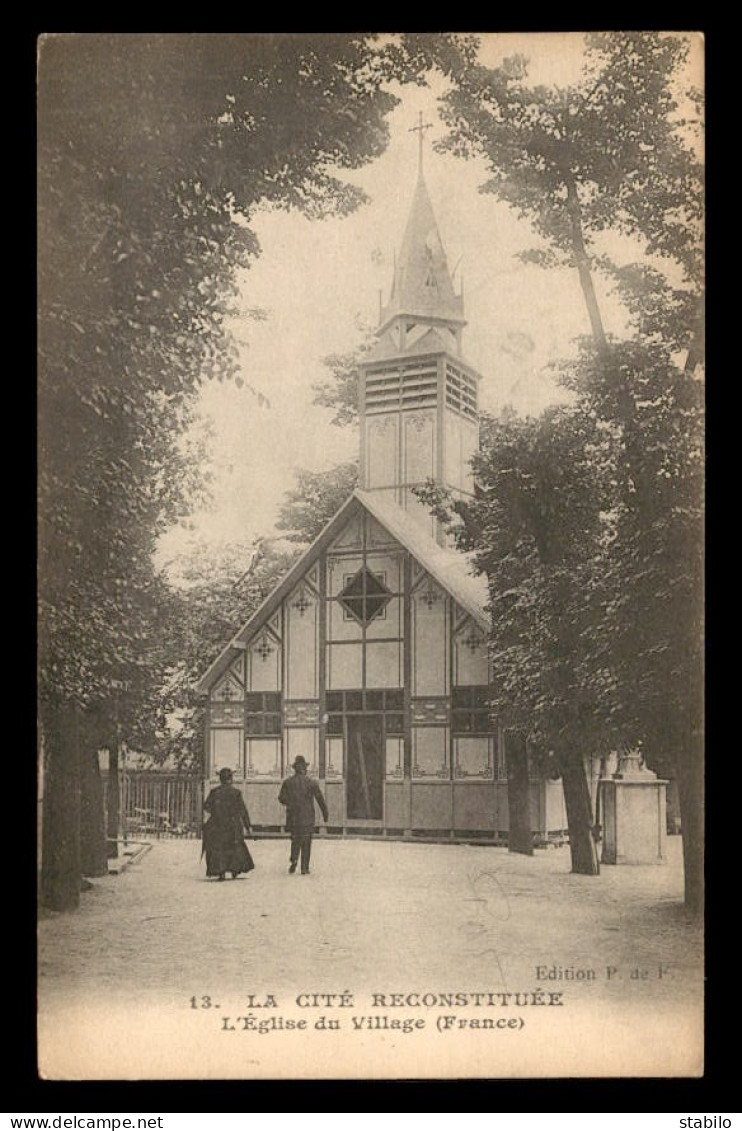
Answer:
xmin=346 ymin=716 xmax=384 ymax=821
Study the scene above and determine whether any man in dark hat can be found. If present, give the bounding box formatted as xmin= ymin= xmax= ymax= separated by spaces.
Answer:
xmin=278 ymin=755 xmax=329 ymax=875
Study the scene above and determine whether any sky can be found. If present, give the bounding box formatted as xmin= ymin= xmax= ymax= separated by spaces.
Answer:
xmin=155 ymin=32 xmax=701 ymax=583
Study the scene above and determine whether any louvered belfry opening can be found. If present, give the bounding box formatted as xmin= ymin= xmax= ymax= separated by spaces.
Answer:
xmin=364 ymin=361 xmax=439 ymax=415
xmin=445 ymin=362 xmax=478 ymax=421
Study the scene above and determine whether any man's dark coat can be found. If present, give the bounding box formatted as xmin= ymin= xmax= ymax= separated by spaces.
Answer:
xmin=278 ymin=773 xmax=329 ymax=831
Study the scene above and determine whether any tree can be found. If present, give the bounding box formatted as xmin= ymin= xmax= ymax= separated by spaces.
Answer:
xmin=559 ymin=340 xmax=704 ymax=909
xmin=151 ymin=541 xmax=299 ymax=772
xmin=420 ymin=403 xmax=615 ymax=873
xmin=276 ymin=462 xmax=359 ymax=545
xmin=432 ymin=32 xmax=702 ymax=356
xmin=418 ymin=32 xmax=703 ymax=885
xmin=312 ymin=351 xmax=362 ymax=428
xmin=38 ymin=33 xmax=403 ymax=909
xmin=311 ymin=329 xmax=380 ymax=427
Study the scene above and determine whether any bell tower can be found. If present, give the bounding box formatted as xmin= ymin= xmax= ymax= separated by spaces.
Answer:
xmin=358 ymin=117 xmax=483 ymax=543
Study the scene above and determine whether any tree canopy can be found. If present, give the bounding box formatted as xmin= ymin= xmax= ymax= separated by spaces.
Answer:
xmin=38 ymin=33 xmax=400 ymax=710
xmin=37 ymin=32 xmax=404 ymax=908
xmin=276 ymin=462 xmax=360 ymax=545
xmin=417 ymin=31 xmax=703 ymax=893
xmin=151 ymin=540 xmax=299 ymax=770
xmin=427 ymin=32 xmax=703 ymax=352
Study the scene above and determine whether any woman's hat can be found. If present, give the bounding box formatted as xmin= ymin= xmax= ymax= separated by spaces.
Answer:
xmin=292 ymin=756 xmax=308 ymax=769
xmin=218 ymin=767 xmax=234 ymax=783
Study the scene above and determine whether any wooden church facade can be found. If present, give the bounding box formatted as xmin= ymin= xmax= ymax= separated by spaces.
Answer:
xmin=198 ymin=492 xmax=567 ymax=841
xmin=196 ymin=147 xmax=568 ymax=843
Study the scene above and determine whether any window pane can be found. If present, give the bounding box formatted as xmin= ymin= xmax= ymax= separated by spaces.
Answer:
xmin=338 ymin=567 xmax=392 ymax=626
xmin=454 ymin=626 xmax=489 ymax=685
xmin=246 ymin=737 xmax=280 ymax=777
xmin=495 ymin=734 xmax=506 ymax=780
xmin=452 ymin=687 xmax=473 ymax=708
xmin=342 ymin=596 xmax=365 ymax=623
xmin=326 ymin=714 xmax=343 ymax=735
xmin=366 ymin=641 xmax=402 ymax=688
xmin=265 ymin=714 xmax=281 ymax=735
xmin=365 ymin=591 xmax=389 ymax=622
xmin=385 ymin=736 xmax=404 ymax=779
xmin=211 ymin=728 xmax=243 ymax=774
xmin=285 ymin=728 xmax=318 ymax=775
xmin=412 ymin=728 xmax=449 ymax=778
xmin=452 ymin=710 xmax=472 ymax=733
xmin=327 ymin=644 xmax=363 ymax=689
xmin=326 ymin=736 xmax=344 ymax=779
xmin=341 ymin=569 xmax=365 ymax=600
xmin=454 ymin=736 xmax=493 ymax=779
xmin=385 ymin=713 xmax=404 ymax=735
xmin=471 ymin=686 xmax=492 ymax=708
xmin=472 ymin=712 xmax=492 ymax=733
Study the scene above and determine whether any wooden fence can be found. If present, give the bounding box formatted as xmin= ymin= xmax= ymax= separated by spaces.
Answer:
xmin=122 ymin=771 xmax=203 ymax=839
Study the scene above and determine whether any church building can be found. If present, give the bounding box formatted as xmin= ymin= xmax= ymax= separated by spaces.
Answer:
xmin=196 ymin=144 xmax=568 ymax=843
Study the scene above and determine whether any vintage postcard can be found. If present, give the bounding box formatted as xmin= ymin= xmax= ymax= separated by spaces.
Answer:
xmin=37 ymin=31 xmax=704 ymax=1080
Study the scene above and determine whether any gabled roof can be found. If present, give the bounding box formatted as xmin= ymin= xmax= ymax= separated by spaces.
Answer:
xmin=355 ymin=490 xmax=489 ymax=626
xmin=195 ymin=489 xmax=489 ymax=694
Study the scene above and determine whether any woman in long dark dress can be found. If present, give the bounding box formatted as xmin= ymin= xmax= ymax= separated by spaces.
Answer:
xmin=202 ymin=768 xmax=255 ymax=880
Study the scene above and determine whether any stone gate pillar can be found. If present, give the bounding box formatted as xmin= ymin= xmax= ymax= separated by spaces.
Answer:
xmin=601 ymin=749 xmax=668 ymax=865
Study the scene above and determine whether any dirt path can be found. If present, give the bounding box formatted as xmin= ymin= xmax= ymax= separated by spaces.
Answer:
xmin=38 ymin=836 xmax=703 ymax=1079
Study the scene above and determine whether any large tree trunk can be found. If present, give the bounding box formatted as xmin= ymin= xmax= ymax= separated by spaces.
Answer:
xmin=684 ymin=297 xmax=705 ymax=374
xmin=506 ymin=730 xmax=534 ymax=855
xmin=40 ymin=697 xmax=82 ymax=911
xmin=675 ymin=727 xmax=704 ymax=916
xmin=674 ymin=510 xmax=704 ymax=914
xmin=107 ymin=743 xmax=120 ymax=859
xmin=80 ymin=744 xmax=108 ymax=878
xmin=561 ymin=755 xmax=600 ymax=875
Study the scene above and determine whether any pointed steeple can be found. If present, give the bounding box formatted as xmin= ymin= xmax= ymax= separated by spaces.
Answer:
xmin=359 ymin=125 xmax=484 ymax=541
xmin=378 ymin=130 xmax=465 ymax=342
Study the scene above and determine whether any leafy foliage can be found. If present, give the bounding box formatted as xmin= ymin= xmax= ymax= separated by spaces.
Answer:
xmin=37 ymin=33 xmax=404 ymax=907
xmin=416 ymin=31 xmax=703 ymax=884
xmin=420 ymin=404 xmax=614 ymax=766
xmin=277 ymin=462 xmax=360 ymax=544
xmin=416 ymin=32 xmax=704 ymax=358
xmin=434 ymin=33 xmax=703 ymax=277
xmin=557 ymin=341 xmax=703 ymax=776
xmin=420 ymin=334 xmax=702 ymax=878
xmin=38 ymin=33 xmax=399 ymax=718
xmin=311 ymin=329 xmax=379 ymax=427
xmin=152 ymin=542 xmax=299 ymax=770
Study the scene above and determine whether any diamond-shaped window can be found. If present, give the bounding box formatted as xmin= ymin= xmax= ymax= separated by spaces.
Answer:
xmin=339 ymin=567 xmax=391 ymax=626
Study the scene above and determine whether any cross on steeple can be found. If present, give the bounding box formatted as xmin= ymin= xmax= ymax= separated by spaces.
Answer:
xmin=409 ymin=111 xmax=433 ymax=174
